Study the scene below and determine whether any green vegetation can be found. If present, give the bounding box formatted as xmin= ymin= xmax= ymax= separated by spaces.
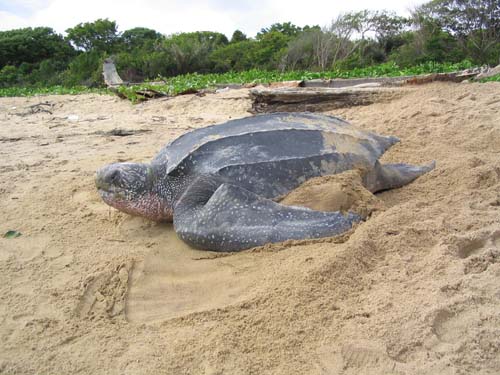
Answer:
xmin=0 ymin=60 xmax=490 ymax=100
xmin=117 ymin=61 xmax=474 ymax=102
xmin=0 ymin=0 xmax=498 ymax=97
xmin=3 ymin=230 xmax=22 ymax=239
xmin=478 ymin=74 xmax=500 ymax=82
xmin=0 ymin=86 xmax=107 ymax=97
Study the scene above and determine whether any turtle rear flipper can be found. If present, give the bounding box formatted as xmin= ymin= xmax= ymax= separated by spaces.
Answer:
xmin=173 ymin=177 xmax=361 ymax=252
xmin=363 ymin=161 xmax=435 ymax=193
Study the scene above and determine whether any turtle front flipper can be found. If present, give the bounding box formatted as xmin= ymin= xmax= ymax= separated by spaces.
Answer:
xmin=173 ymin=177 xmax=361 ymax=252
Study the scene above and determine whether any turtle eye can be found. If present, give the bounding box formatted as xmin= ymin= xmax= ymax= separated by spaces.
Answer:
xmin=108 ymin=169 xmax=121 ymax=184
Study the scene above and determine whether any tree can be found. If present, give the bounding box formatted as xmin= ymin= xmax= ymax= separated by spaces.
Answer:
xmin=121 ymin=27 xmax=162 ymax=51
xmin=419 ymin=0 xmax=500 ymax=64
xmin=230 ymin=30 xmax=247 ymax=43
xmin=389 ymin=7 xmax=465 ymax=66
xmin=0 ymin=27 xmax=74 ymax=68
xmin=253 ymin=31 xmax=289 ymax=69
xmin=343 ymin=10 xmax=409 ymax=67
xmin=0 ymin=65 xmax=19 ymax=87
xmin=283 ymin=30 xmax=316 ymax=70
xmin=162 ymin=31 xmax=229 ymax=74
xmin=66 ymin=19 xmax=120 ymax=53
xmin=115 ymin=50 xmax=175 ymax=82
xmin=211 ymin=40 xmax=257 ymax=71
xmin=62 ymin=50 xmax=103 ymax=86
xmin=366 ymin=11 xmax=409 ymax=55
xmin=310 ymin=13 xmax=365 ymax=70
xmin=257 ymin=22 xmax=303 ymax=39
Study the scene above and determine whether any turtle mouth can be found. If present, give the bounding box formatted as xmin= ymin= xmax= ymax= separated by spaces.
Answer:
xmin=97 ymin=187 xmax=128 ymax=203
xmin=97 ymin=187 xmax=116 ymax=199
xmin=95 ymin=179 xmax=128 ymax=202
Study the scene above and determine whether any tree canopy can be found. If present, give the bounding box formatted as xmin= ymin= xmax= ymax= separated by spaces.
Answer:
xmin=418 ymin=0 xmax=500 ymax=62
xmin=0 ymin=0 xmax=498 ymax=88
xmin=121 ymin=27 xmax=162 ymax=51
xmin=66 ymin=18 xmax=120 ymax=53
xmin=0 ymin=27 xmax=74 ymax=67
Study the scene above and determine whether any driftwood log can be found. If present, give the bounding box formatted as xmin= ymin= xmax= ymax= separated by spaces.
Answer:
xmin=249 ymin=87 xmax=401 ymax=113
xmin=404 ymin=71 xmax=479 ymax=85
xmin=302 ymin=71 xmax=480 ymax=89
xmin=102 ymin=59 xmax=166 ymax=100
xmin=302 ymin=76 xmax=410 ymax=88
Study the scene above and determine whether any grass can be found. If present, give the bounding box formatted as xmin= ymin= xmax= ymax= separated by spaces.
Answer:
xmin=1 ymin=60 xmax=495 ymax=102
xmin=0 ymin=85 xmax=108 ymax=97
xmin=478 ymin=74 xmax=500 ymax=82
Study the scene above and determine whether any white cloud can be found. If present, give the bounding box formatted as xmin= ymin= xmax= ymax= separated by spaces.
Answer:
xmin=0 ymin=0 xmax=427 ymax=37
xmin=0 ymin=10 xmax=30 ymax=30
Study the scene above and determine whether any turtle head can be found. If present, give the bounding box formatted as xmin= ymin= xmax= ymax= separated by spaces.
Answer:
xmin=95 ymin=162 xmax=174 ymax=221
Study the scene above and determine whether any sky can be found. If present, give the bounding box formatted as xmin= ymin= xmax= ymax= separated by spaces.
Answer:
xmin=0 ymin=0 xmax=427 ymax=38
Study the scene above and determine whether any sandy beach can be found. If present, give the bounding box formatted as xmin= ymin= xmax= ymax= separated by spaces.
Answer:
xmin=0 ymin=82 xmax=499 ymax=374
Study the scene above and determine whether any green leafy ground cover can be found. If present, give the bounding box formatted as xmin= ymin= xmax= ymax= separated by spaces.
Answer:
xmin=0 ymin=85 xmax=107 ymax=97
xmin=1 ymin=61 xmax=496 ymax=102
xmin=118 ymin=61 xmax=476 ymax=101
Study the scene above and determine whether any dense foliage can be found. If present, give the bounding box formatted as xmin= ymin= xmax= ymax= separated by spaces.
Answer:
xmin=0 ymin=0 xmax=498 ymax=90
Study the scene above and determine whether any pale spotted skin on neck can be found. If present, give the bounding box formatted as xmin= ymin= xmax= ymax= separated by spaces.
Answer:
xmin=96 ymin=113 xmax=434 ymax=252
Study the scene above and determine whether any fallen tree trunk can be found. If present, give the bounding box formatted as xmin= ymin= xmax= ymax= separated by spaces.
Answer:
xmin=102 ymin=59 xmax=166 ymax=101
xmin=302 ymin=71 xmax=479 ymax=88
xmin=302 ymin=76 xmax=412 ymax=88
xmin=404 ymin=71 xmax=479 ymax=85
xmin=249 ymin=87 xmax=401 ymax=113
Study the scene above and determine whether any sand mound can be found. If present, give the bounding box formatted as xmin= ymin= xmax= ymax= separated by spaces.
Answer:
xmin=280 ymin=169 xmax=383 ymax=218
xmin=0 ymin=82 xmax=499 ymax=374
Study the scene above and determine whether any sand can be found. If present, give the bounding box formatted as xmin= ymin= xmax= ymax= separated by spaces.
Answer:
xmin=280 ymin=170 xmax=384 ymax=219
xmin=0 ymin=82 xmax=499 ymax=374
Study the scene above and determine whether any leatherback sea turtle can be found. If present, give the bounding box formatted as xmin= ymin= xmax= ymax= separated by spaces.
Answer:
xmin=95 ymin=113 xmax=434 ymax=251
